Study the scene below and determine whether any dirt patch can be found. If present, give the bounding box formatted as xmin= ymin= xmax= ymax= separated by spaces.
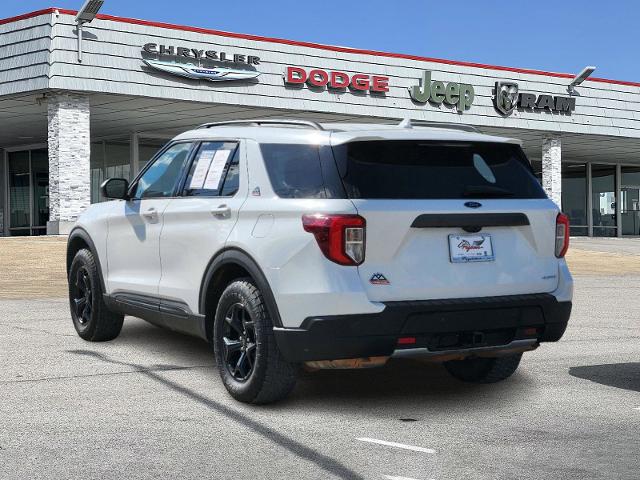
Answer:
xmin=565 ymin=248 xmax=640 ymax=276
xmin=0 ymin=237 xmax=638 ymax=300
xmin=0 ymin=237 xmax=68 ymax=299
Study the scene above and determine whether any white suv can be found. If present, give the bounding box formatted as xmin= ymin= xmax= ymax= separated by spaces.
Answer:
xmin=67 ymin=119 xmax=573 ymax=404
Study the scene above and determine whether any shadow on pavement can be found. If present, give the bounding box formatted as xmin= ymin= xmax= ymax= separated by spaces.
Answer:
xmin=114 ymin=318 xmax=533 ymax=412
xmin=285 ymin=357 xmax=534 ymax=410
xmin=119 ymin=319 xmax=212 ymax=358
xmin=66 ymin=348 xmax=365 ymax=480
xmin=569 ymin=363 xmax=640 ymax=393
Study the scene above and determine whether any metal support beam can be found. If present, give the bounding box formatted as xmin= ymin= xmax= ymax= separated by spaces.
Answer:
xmin=616 ymin=164 xmax=622 ymax=237
xmin=77 ymin=21 xmax=83 ymax=63
xmin=130 ymin=132 xmax=140 ymax=177
xmin=587 ymin=162 xmax=593 ymax=237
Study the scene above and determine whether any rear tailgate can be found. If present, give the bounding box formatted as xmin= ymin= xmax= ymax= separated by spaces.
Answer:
xmin=353 ymin=199 xmax=560 ymax=302
xmin=330 ymin=138 xmax=561 ymax=302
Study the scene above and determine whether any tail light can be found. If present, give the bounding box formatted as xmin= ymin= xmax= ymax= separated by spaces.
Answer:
xmin=555 ymin=213 xmax=570 ymax=258
xmin=302 ymin=214 xmax=366 ymax=266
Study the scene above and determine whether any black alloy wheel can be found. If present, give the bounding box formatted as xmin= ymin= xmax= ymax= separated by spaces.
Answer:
xmin=72 ymin=266 xmax=93 ymax=325
xmin=221 ymin=302 xmax=257 ymax=382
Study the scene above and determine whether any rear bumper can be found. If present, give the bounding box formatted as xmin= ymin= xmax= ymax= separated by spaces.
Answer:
xmin=273 ymin=293 xmax=571 ymax=362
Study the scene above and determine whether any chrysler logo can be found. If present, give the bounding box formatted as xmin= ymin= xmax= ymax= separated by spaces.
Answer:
xmin=143 ymin=59 xmax=260 ymax=82
xmin=494 ymin=81 xmax=519 ymax=115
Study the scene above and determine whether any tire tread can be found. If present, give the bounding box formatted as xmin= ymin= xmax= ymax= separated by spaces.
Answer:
xmin=214 ymin=278 xmax=297 ymax=404
xmin=69 ymin=249 xmax=124 ymax=342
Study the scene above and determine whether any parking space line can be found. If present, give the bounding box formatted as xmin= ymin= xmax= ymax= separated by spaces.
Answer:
xmin=356 ymin=437 xmax=436 ymax=454
xmin=384 ymin=476 xmax=418 ymax=480
xmin=384 ymin=475 xmax=434 ymax=480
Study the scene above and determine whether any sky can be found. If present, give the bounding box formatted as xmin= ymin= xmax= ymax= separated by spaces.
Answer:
xmin=3 ymin=0 xmax=639 ymax=83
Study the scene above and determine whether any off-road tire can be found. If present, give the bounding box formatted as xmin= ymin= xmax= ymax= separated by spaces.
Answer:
xmin=213 ymin=278 xmax=298 ymax=404
xmin=69 ymin=248 xmax=124 ymax=341
xmin=444 ymin=353 xmax=523 ymax=383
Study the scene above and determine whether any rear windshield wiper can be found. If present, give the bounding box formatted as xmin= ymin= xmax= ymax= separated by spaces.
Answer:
xmin=462 ymin=185 xmax=515 ymax=198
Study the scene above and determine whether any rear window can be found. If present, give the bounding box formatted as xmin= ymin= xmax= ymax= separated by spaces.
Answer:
xmin=260 ymin=144 xmax=327 ymax=198
xmin=332 ymin=141 xmax=546 ymax=199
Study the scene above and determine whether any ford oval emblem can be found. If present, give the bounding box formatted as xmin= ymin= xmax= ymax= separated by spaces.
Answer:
xmin=464 ymin=201 xmax=482 ymax=209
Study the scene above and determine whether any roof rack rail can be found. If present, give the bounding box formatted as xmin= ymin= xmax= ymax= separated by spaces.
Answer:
xmin=398 ymin=117 xmax=480 ymax=133
xmin=196 ymin=119 xmax=325 ymax=130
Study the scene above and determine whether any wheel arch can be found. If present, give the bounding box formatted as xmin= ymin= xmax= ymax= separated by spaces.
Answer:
xmin=67 ymin=227 xmax=106 ymax=292
xmin=199 ymin=248 xmax=283 ymax=342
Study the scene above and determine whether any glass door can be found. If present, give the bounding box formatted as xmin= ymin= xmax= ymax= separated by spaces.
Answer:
xmin=561 ymin=163 xmax=588 ymax=236
xmin=591 ymin=164 xmax=617 ymax=237
xmin=7 ymin=149 xmax=49 ymax=236
xmin=621 ymin=166 xmax=640 ymax=236
xmin=621 ymin=188 xmax=640 ymax=235
xmin=31 ymin=149 xmax=49 ymax=235
xmin=8 ymin=151 xmax=31 ymax=236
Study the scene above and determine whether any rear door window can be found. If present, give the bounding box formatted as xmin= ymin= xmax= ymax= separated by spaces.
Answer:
xmin=332 ymin=140 xmax=546 ymax=199
xmin=183 ymin=142 xmax=240 ymax=197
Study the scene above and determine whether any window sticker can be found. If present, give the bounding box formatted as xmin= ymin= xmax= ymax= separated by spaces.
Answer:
xmin=203 ymin=150 xmax=232 ymax=190
xmin=189 ymin=150 xmax=215 ymax=189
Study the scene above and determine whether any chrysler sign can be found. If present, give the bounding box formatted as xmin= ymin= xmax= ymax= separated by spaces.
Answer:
xmin=142 ymin=43 xmax=261 ymax=82
xmin=142 ymin=43 xmax=261 ymax=64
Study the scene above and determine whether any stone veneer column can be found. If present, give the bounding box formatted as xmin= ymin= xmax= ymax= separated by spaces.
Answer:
xmin=542 ymin=135 xmax=562 ymax=208
xmin=47 ymin=93 xmax=91 ymax=235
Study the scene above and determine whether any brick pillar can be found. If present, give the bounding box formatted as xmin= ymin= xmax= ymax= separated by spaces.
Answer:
xmin=47 ymin=93 xmax=90 ymax=235
xmin=542 ymin=135 xmax=562 ymax=209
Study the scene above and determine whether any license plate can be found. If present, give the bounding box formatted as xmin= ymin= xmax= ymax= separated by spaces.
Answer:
xmin=448 ymin=234 xmax=495 ymax=263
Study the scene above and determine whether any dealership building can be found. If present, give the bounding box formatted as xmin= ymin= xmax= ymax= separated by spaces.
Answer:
xmin=1 ymin=6 xmax=640 ymax=236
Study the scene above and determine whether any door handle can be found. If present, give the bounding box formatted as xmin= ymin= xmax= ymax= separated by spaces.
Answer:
xmin=211 ymin=204 xmax=231 ymax=218
xmin=142 ymin=208 xmax=158 ymax=222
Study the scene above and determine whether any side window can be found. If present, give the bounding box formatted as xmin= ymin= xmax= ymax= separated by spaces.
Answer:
xmin=133 ymin=142 xmax=193 ymax=199
xmin=183 ymin=142 xmax=239 ymax=197
xmin=260 ymin=144 xmax=326 ymax=199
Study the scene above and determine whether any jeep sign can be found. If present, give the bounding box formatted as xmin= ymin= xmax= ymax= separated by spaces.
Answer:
xmin=409 ymin=71 xmax=474 ymax=112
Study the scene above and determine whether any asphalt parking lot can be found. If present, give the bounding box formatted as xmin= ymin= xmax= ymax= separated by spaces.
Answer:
xmin=1 ymin=243 xmax=639 ymax=479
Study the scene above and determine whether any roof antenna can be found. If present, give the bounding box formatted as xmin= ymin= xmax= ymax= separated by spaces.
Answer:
xmin=398 ymin=117 xmax=413 ymax=129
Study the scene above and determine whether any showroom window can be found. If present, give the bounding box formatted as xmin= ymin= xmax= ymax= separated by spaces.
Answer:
xmin=90 ymin=138 xmax=166 ymax=203
xmin=90 ymin=140 xmax=130 ymax=203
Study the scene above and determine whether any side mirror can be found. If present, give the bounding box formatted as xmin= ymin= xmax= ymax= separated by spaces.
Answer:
xmin=101 ymin=178 xmax=130 ymax=200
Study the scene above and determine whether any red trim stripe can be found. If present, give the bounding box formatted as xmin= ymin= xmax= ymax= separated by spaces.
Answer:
xmin=3 ymin=7 xmax=640 ymax=88
xmin=0 ymin=8 xmax=59 ymax=25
